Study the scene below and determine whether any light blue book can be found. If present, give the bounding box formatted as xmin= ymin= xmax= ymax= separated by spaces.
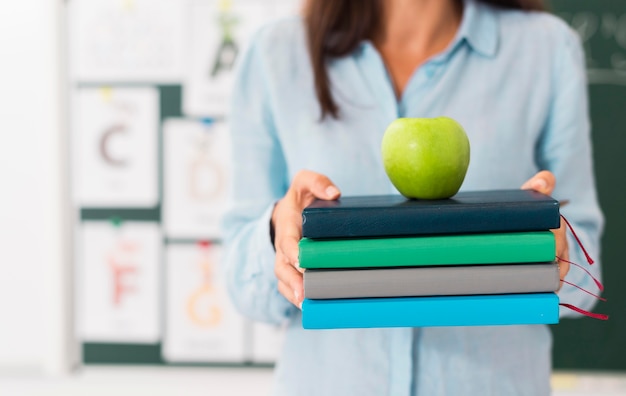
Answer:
xmin=302 ymin=293 xmax=559 ymax=329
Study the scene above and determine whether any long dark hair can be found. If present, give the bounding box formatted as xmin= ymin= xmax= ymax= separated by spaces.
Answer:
xmin=304 ymin=0 xmax=545 ymax=120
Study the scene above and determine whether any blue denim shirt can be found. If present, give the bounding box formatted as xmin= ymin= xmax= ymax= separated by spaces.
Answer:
xmin=222 ymin=1 xmax=604 ymax=394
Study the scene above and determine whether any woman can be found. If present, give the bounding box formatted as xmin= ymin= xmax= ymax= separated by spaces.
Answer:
xmin=223 ymin=0 xmax=604 ymax=394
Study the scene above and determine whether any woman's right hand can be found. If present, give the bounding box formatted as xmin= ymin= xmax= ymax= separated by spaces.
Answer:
xmin=272 ymin=170 xmax=341 ymax=308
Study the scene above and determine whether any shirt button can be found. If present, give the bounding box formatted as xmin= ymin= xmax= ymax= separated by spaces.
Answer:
xmin=398 ymin=103 xmax=406 ymax=117
xmin=424 ymin=66 xmax=436 ymax=78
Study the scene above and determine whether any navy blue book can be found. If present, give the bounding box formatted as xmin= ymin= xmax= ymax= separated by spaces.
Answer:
xmin=301 ymin=189 xmax=560 ymax=239
xmin=301 ymin=293 xmax=560 ymax=329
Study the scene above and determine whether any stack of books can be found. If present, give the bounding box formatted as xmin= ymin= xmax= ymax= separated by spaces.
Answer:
xmin=299 ymin=189 xmax=563 ymax=329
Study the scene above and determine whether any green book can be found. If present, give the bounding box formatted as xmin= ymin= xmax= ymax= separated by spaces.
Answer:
xmin=298 ymin=231 xmax=555 ymax=269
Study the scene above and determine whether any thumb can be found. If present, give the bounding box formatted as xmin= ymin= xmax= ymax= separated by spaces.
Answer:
xmin=321 ymin=184 xmax=341 ymax=200
xmin=295 ymin=170 xmax=341 ymax=201
xmin=521 ymin=170 xmax=556 ymax=195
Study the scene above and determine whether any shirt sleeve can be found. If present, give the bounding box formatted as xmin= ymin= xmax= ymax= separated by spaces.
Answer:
xmin=535 ymin=25 xmax=605 ymax=318
xmin=221 ymin=30 xmax=298 ymax=325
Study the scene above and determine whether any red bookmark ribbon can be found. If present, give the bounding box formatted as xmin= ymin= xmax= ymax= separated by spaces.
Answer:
xmin=559 ymin=303 xmax=609 ymax=320
xmin=557 ymin=256 xmax=604 ymax=291
xmin=560 ymin=214 xmax=594 ymax=265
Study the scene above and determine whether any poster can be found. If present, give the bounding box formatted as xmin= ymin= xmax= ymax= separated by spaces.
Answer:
xmin=72 ymin=87 xmax=159 ymax=207
xmin=69 ymin=0 xmax=186 ymax=82
xmin=163 ymin=243 xmax=246 ymax=362
xmin=77 ymin=221 xmax=161 ymax=343
xmin=162 ymin=118 xmax=232 ymax=240
xmin=183 ymin=0 xmax=301 ymax=116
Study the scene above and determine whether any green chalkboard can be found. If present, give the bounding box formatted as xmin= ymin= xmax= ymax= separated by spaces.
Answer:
xmin=550 ymin=0 xmax=626 ymax=371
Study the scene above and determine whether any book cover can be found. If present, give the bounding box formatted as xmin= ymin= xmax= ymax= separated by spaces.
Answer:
xmin=301 ymin=189 xmax=560 ymax=239
xmin=304 ymin=263 xmax=560 ymax=299
xmin=298 ymin=231 xmax=555 ymax=269
xmin=301 ymin=293 xmax=560 ymax=329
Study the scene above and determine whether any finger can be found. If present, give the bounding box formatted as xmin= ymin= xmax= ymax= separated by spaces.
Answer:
xmin=293 ymin=170 xmax=341 ymax=202
xmin=553 ymin=218 xmax=569 ymax=290
xmin=275 ymin=207 xmax=306 ymax=268
xmin=275 ymin=256 xmax=303 ymax=292
xmin=277 ymin=233 xmax=303 ymax=272
xmin=557 ymin=243 xmax=569 ymax=279
xmin=557 ymin=256 xmax=570 ymax=291
xmin=554 ymin=218 xmax=569 ymax=259
xmin=275 ymin=259 xmax=304 ymax=307
xmin=277 ymin=280 xmax=303 ymax=309
xmin=277 ymin=280 xmax=301 ymax=309
xmin=558 ymin=260 xmax=570 ymax=283
xmin=520 ymin=170 xmax=556 ymax=195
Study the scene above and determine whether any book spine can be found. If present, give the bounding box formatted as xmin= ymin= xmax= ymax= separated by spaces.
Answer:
xmin=298 ymin=231 xmax=555 ymax=269
xmin=301 ymin=293 xmax=560 ymax=329
xmin=302 ymin=202 xmax=560 ymax=239
xmin=303 ymin=263 xmax=560 ymax=299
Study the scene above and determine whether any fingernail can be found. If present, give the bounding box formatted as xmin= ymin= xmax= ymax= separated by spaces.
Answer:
xmin=298 ymin=301 xmax=303 ymax=310
xmin=326 ymin=186 xmax=339 ymax=197
xmin=294 ymin=289 xmax=300 ymax=303
xmin=534 ymin=179 xmax=547 ymax=190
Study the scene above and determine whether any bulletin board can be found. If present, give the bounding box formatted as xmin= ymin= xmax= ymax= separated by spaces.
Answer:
xmin=68 ymin=0 xmax=294 ymax=366
xmin=68 ymin=0 xmax=626 ymax=369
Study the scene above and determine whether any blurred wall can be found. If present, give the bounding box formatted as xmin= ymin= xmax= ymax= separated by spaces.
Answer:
xmin=0 ymin=0 xmax=70 ymax=373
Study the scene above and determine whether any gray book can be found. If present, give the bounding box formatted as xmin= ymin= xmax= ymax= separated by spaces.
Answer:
xmin=303 ymin=263 xmax=560 ymax=299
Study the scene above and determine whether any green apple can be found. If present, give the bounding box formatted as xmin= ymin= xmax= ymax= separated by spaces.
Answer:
xmin=381 ymin=117 xmax=470 ymax=199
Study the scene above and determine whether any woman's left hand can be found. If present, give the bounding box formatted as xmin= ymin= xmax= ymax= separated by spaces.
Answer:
xmin=521 ymin=170 xmax=569 ymax=290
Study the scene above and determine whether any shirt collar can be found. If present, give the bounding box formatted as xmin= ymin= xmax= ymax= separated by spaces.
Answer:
xmin=457 ymin=0 xmax=499 ymax=58
xmin=354 ymin=0 xmax=499 ymax=59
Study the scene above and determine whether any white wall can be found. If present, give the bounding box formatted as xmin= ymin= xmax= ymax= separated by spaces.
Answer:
xmin=0 ymin=0 xmax=71 ymax=374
